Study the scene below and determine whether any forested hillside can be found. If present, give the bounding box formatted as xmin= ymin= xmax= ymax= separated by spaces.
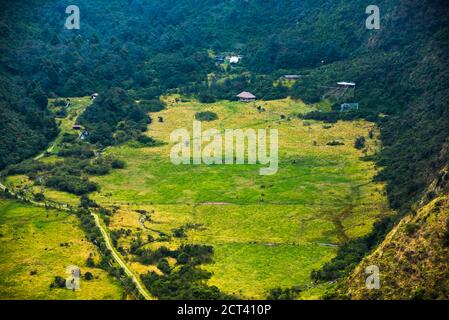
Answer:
xmin=0 ymin=76 xmax=57 ymax=168
xmin=1 ymin=0 xmax=382 ymax=97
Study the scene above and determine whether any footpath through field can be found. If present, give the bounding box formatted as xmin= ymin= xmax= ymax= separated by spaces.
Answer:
xmin=0 ymin=181 xmax=154 ymax=300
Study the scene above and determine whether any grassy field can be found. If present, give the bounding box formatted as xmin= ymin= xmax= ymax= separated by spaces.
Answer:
xmin=46 ymin=96 xmax=91 ymax=155
xmin=4 ymin=175 xmax=80 ymax=207
xmin=0 ymin=199 xmax=123 ymax=300
xmin=1 ymin=95 xmax=390 ymax=299
xmin=88 ymin=96 xmax=391 ymax=299
xmin=24 ymin=96 xmax=92 ymax=161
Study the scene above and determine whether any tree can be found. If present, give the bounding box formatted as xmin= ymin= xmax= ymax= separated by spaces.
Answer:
xmin=33 ymin=192 xmax=45 ymax=202
xmin=354 ymin=136 xmax=366 ymax=150
xmin=86 ymin=255 xmax=95 ymax=267
xmin=50 ymin=276 xmax=66 ymax=289
xmin=157 ymin=259 xmax=171 ymax=274
xmin=198 ymin=91 xmax=216 ymax=103
xmin=84 ymin=272 xmax=94 ymax=281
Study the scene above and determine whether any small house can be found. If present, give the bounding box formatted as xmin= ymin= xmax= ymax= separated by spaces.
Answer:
xmin=337 ymin=82 xmax=356 ymax=88
xmin=284 ymin=75 xmax=301 ymax=80
xmin=229 ymin=56 xmax=240 ymax=64
xmin=72 ymin=125 xmax=82 ymax=130
xmin=237 ymin=91 xmax=256 ymax=102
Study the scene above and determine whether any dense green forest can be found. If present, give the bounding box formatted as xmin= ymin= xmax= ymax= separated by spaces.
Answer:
xmin=1 ymin=0 xmax=449 ymax=295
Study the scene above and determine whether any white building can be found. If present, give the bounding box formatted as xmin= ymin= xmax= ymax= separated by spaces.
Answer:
xmin=229 ymin=56 xmax=240 ymax=64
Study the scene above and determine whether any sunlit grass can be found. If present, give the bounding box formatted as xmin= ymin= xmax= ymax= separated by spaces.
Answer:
xmin=0 ymin=199 xmax=123 ymax=300
xmin=88 ymin=96 xmax=390 ymax=298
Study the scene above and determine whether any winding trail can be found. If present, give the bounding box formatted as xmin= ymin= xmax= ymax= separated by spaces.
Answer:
xmin=0 ymin=181 xmax=153 ymax=300
xmin=91 ymin=212 xmax=154 ymax=300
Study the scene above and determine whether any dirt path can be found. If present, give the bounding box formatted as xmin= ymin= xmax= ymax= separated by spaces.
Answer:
xmin=199 ymin=202 xmax=232 ymax=205
xmin=0 ymin=182 xmax=153 ymax=300
xmin=92 ymin=213 xmax=154 ymax=300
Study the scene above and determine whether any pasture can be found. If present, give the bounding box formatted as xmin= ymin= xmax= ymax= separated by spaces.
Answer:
xmin=0 ymin=199 xmax=123 ymax=300
xmin=89 ymin=96 xmax=390 ymax=299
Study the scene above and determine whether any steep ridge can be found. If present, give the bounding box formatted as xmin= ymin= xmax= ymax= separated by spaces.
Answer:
xmin=345 ymin=187 xmax=449 ymax=299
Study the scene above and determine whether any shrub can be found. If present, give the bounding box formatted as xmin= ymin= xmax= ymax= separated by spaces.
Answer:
xmin=140 ymin=264 xmax=232 ymax=300
xmin=61 ymin=133 xmax=78 ymax=143
xmin=86 ymin=255 xmax=95 ymax=267
xmin=267 ymin=287 xmax=301 ymax=300
xmin=80 ymin=195 xmax=99 ymax=208
xmin=174 ymin=244 xmax=213 ymax=266
xmin=52 ymin=99 xmax=67 ymax=107
xmin=50 ymin=276 xmax=66 ymax=289
xmin=405 ymin=223 xmax=420 ymax=236
xmin=85 ymin=164 xmax=111 ymax=176
xmin=136 ymin=135 xmax=157 ymax=146
xmin=172 ymin=227 xmax=187 ymax=238
xmin=57 ymin=144 xmax=95 ymax=159
xmin=443 ymin=218 xmax=449 ymax=247
xmin=195 ymin=111 xmax=218 ymax=122
xmin=157 ymin=259 xmax=171 ymax=274
xmin=55 ymin=108 xmax=68 ymax=118
xmin=111 ymin=159 xmax=126 ymax=169
xmin=139 ymin=99 xmax=166 ymax=113
xmin=136 ymin=247 xmax=172 ymax=265
xmin=84 ymin=272 xmax=94 ymax=281
xmin=198 ymin=91 xmax=217 ymax=103
xmin=354 ymin=136 xmax=366 ymax=150
xmin=33 ymin=193 xmax=45 ymax=202
xmin=4 ymin=160 xmax=52 ymax=177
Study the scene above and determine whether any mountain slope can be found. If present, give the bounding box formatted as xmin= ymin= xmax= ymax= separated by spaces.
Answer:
xmin=345 ymin=192 xmax=449 ymax=299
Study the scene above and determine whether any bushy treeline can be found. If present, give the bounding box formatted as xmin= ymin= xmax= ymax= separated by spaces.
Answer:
xmin=75 ymin=208 xmax=143 ymax=299
xmin=141 ymin=264 xmax=231 ymax=300
xmin=184 ymin=73 xmax=290 ymax=102
xmin=195 ymin=111 xmax=218 ymax=122
xmin=299 ymin=110 xmax=379 ymax=124
xmin=77 ymin=88 xmax=152 ymax=146
xmin=2 ymin=143 xmax=126 ymax=196
xmin=134 ymin=244 xmax=213 ymax=267
xmin=267 ymin=287 xmax=302 ymax=300
xmin=45 ymin=175 xmax=98 ymax=195
xmin=138 ymin=244 xmax=233 ymax=300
